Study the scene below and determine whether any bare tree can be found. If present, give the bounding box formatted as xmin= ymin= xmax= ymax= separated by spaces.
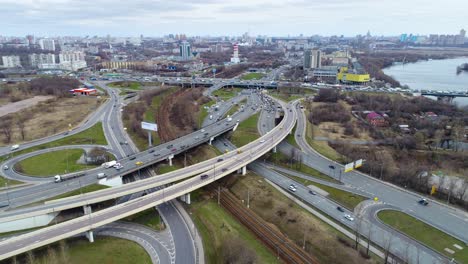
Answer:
xmin=447 ymin=179 xmax=457 ymax=204
xmin=0 ymin=117 xmax=13 ymax=143
xmin=366 ymin=223 xmax=373 ymax=255
xmin=383 ymin=234 xmax=394 ymax=264
xmin=16 ymin=113 xmax=28 ymax=141
xmin=456 ymin=179 xmax=468 ymax=201
xmin=47 ymin=246 xmax=59 ymax=264
xmin=26 ymin=251 xmax=34 ymax=264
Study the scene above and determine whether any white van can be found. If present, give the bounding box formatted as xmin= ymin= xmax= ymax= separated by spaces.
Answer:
xmin=10 ymin=145 xmax=19 ymax=151
xmin=97 ymin=173 xmax=107 ymax=179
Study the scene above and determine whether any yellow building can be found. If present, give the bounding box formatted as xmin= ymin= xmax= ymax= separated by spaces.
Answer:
xmin=337 ymin=67 xmax=370 ymax=84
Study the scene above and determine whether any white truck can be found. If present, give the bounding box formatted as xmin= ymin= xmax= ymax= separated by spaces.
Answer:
xmin=97 ymin=172 xmax=107 ymax=179
xmin=102 ymin=160 xmax=117 ymax=168
xmin=54 ymin=172 xmax=85 ymax=183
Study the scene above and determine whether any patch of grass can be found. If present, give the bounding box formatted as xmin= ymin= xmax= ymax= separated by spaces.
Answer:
xmin=0 ymin=177 xmax=23 ymax=187
xmin=48 ymin=184 xmax=110 ymax=201
xmin=0 ymin=122 xmax=107 ymax=163
xmin=285 ymin=124 xmax=299 ymax=148
xmin=189 ymin=198 xmax=277 ymax=264
xmin=378 ymin=210 xmax=468 ymax=263
xmin=241 ymin=72 xmax=265 ymax=80
xmin=269 ymin=92 xmax=303 ymax=102
xmin=32 ymin=237 xmax=151 ymax=264
xmin=285 ymin=173 xmax=367 ymax=210
xmin=108 ymin=81 xmax=142 ymax=90
xmin=267 ymin=152 xmax=339 ymax=183
xmin=14 ymin=149 xmax=101 ymax=176
xmin=157 ymin=164 xmax=183 ymax=174
xmin=304 ymin=116 xmax=344 ymax=163
xmin=124 ymin=208 xmax=164 ymax=231
xmin=212 ymin=88 xmax=243 ymax=101
xmin=230 ymin=113 xmax=260 ymax=147
xmin=198 ymin=100 xmax=215 ymax=127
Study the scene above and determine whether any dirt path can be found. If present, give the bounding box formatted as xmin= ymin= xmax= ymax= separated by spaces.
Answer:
xmin=0 ymin=96 xmax=54 ymax=118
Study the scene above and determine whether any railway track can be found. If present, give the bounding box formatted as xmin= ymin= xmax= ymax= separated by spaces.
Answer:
xmin=218 ymin=188 xmax=320 ymax=264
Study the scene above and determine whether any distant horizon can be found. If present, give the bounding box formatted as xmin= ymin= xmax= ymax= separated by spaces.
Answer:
xmin=2 ymin=0 xmax=467 ymax=37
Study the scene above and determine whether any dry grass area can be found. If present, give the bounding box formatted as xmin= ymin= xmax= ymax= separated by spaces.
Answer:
xmin=229 ymin=173 xmax=376 ymax=264
xmin=0 ymin=96 xmax=53 ymax=118
xmin=310 ymin=101 xmax=372 ymax=142
xmin=1 ymin=96 xmax=104 ymax=145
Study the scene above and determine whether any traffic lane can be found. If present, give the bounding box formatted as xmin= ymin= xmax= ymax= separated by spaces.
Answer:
xmin=294 ymin=109 xmax=468 ymax=242
xmin=249 ymin=163 xmax=446 ymax=264
xmin=0 ymin=117 xmax=294 ymax=257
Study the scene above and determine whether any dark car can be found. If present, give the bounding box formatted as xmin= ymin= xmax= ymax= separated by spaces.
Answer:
xmin=129 ymin=156 xmax=136 ymax=160
xmin=328 ymin=165 xmax=336 ymax=170
xmin=200 ymin=174 xmax=209 ymax=180
xmin=217 ymin=158 xmax=224 ymax=162
xmin=221 ymin=168 xmax=228 ymax=172
xmin=153 ymin=153 xmax=160 ymax=157
xmin=171 ymin=148 xmax=177 ymax=152
xmin=337 ymin=206 xmax=345 ymax=212
xmin=149 ymin=149 xmax=155 ymax=153
xmin=309 ymin=190 xmax=317 ymax=195
xmin=166 ymin=144 xmax=173 ymax=149
xmin=418 ymin=199 xmax=429 ymax=206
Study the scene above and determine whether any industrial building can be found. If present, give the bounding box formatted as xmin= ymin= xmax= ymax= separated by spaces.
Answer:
xmin=337 ymin=66 xmax=370 ymax=84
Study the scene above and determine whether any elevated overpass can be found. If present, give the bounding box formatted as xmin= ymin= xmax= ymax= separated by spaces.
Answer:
xmin=0 ymin=99 xmax=297 ymax=260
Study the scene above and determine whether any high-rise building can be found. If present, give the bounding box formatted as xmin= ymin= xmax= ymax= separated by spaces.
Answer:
xmin=1 ymin=56 xmax=22 ymax=68
xmin=58 ymin=51 xmax=87 ymax=71
xmin=304 ymin=49 xmax=312 ymax=69
xmin=304 ymin=49 xmax=321 ymax=69
xmin=179 ymin=41 xmax=192 ymax=61
xmin=29 ymin=53 xmax=56 ymax=68
xmin=230 ymin=43 xmax=240 ymax=64
xmin=211 ymin=44 xmax=223 ymax=53
xmin=39 ymin=39 xmax=56 ymax=51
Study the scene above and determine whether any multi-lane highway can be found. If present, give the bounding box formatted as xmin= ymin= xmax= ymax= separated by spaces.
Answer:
xmin=0 ymin=95 xmax=297 ymax=260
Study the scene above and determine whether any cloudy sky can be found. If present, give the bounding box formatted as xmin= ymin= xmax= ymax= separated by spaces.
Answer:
xmin=2 ymin=0 xmax=467 ymax=37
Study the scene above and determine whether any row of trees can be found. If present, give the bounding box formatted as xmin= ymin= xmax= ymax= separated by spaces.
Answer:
xmin=309 ymin=103 xmax=351 ymax=125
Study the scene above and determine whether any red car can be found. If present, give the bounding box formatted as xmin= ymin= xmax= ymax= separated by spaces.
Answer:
xmin=171 ymin=148 xmax=177 ymax=152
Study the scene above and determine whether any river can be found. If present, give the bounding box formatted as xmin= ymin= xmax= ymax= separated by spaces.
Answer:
xmin=383 ymin=57 xmax=468 ymax=106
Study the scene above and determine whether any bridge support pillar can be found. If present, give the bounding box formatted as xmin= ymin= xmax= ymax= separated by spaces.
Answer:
xmin=209 ymin=137 xmax=214 ymax=145
xmin=272 ymin=146 xmax=277 ymax=153
xmin=168 ymin=157 xmax=173 ymax=166
xmin=185 ymin=193 xmax=191 ymax=204
xmin=242 ymin=166 xmax=247 ymax=176
xmin=83 ymin=205 xmax=94 ymax=243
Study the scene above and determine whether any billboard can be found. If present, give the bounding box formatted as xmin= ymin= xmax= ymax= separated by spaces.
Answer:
xmin=141 ymin=122 xmax=157 ymax=132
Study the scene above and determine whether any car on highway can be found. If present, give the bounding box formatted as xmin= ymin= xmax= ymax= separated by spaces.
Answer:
xmin=129 ymin=156 xmax=136 ymax=160
xmin=3 ymin=165 xmax=8 ymax=170
xmin=217 ymin=158 xmax=224 ymax=162
xmin=135 ymin=161 xmax=143 ymax=166
xmin=201 ymin=129 xmax=205 ymax=133
xmin=149 ymin=149 xmax=155 ymax=153
xmin=171 ymin=148 xmax=177 ymax=152
xmin=260 ymin=139 xmax=265 ymax=143
xmin=344 ymin=214 xmax=354 ymax=221
xmin=328 ymin=165 xmax=335 ymax=170
xmin=337 ymin=206 xmax=345 ymax=212
xmin=221 ymin=168 xmax=228 ymax=172
xmin=288 ymin=185 xmax=297 ymax=192
xmin=114 ymin=163 xmax=123 ymax=170
xmin=166 ymin=144 xmax=173 ymax=149
xmin=418 ymin=198 xmax=429 ymax=206
xmin=308 ymin=190 xmax=316 ymax=195
xmin=200 ymin=174 xmax=209 ymax=180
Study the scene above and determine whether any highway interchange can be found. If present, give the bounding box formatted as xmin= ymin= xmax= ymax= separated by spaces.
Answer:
xmin=0 ymin=74 xmax=466 ymax=263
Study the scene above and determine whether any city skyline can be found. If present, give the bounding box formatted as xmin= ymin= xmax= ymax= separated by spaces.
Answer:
xmin=2 ymin=0 xmax=467 ymax=37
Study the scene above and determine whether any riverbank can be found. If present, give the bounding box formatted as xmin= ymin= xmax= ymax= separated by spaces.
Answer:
xmin=357 ymin=49 xmax=468 ymax=87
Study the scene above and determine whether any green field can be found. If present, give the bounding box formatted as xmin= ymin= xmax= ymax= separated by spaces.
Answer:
xmin=14 ymin=149 xmax=102 ymax=176
xmin=124 ymin=208 xmax=164 ymax=231
xmin=378 ymin=210 xmax=468 ymax=263
xmin=284 ymin=173 xmax=367 ymax=209
xmin=212 ymin=88 xmax=243 ymax=101
xmin=0 ymin=177 xmax=22 ymax=187
xmin=230 ymin=113 xmax=260 ymax=147
xmin=108 ymin=81 xmax=142 ymax=90
xmin=241 ymin=72 xmax=265 ymax=80
xmin=0 ymin=122 xmax=107 ymax=164
xmin=284 ymin=124 xmax=299 ymax=148
xmin=32 ymin=237 xmax=151 ymax=264
xmin=190 ymin=199 xmax=277 ymax=264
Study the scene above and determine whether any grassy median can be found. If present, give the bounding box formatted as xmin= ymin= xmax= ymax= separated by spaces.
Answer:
xmin=378 ymin=210 xmax=468 ymax=263
xmin=124 ymin=208 xmax=165 ymax=231
xmin=229 ymin=113 xmax=260 ymax=147
xmin=241 ymin=72 xmax=264 ymax=80
xmin=14 ymin=149 xmax=100 ymax=176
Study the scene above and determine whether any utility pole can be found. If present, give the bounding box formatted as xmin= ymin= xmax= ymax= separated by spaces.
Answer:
xmin=247 ymin=189 xmax=250 ymax=208
xmin=217 ymin=185 xmax=220 ymax=205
